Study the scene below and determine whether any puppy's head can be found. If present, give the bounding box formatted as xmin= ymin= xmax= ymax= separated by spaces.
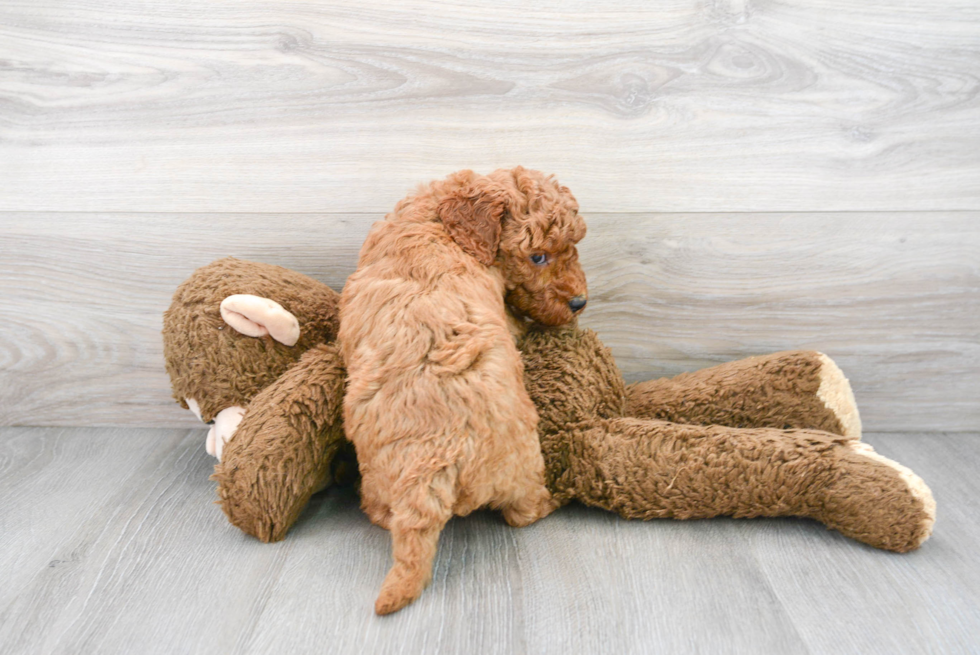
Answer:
xmin=438 ymin=167 xmax=587 ymax=326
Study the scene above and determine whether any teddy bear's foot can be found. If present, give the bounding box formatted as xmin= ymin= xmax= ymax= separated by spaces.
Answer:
xmin=817 ymin=441 xmax=936 ymax=552
xmin=220 ymin=294 xmax=301 ymax=346
xmin=814 ymin=352 xmax=862 ymax=439
xmin=205 ymin=406 xmax=246 ymax=461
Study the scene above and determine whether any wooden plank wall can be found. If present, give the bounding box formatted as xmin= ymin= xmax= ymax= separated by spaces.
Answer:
xmin=1 ymin=1 xmax=978 ymax=430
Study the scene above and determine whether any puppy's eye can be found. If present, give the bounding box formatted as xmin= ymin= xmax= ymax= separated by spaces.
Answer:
xmin=530 ymin=253 xmax=548 ymax=266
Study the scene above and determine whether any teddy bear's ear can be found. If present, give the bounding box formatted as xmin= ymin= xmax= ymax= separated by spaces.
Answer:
xmin=220 ymin=294 xmax=301 ymax=346
xmin=438 ymin=176 xmax=506 ymax=266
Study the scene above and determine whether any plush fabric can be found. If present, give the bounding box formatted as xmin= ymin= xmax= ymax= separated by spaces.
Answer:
xmin=519 ymin=326 xmax=933 ymax=553
xmin=163 ymin=258 xmax=339 ymax=423
xmin=162 ymin=258 xmax=935 ymax=587
xmin=625 ymin=350 xmax=855 ymax=436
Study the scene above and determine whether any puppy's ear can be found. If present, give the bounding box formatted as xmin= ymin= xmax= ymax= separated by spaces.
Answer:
xmin=438 ymin=183 xmax=505 ymax=266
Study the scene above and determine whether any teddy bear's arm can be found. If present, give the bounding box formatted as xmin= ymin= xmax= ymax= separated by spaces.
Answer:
xmin=212 ymin=343 xmax=348 ymax=543
xmin=553 ymin=418 xmax=933 ymax=552
xmin=624 ymin=351 xmax=862 ymax=438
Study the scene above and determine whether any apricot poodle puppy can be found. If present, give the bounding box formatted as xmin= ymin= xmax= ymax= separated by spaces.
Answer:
xmin=339 ymin=167 xmax=588 ymax=615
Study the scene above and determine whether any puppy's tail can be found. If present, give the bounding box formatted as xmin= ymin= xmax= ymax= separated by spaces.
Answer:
xmin=375 ymin=466 xmax=456 ymax=615
xmin=375 ymin=524 xmax=442 ymax=615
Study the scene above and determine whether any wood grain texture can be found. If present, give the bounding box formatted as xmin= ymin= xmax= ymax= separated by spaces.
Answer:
xmin=0 ymin=0 xmax=978 ymax=212
xmin=757 ymin=433 xmax=980 ymax=655
xmin=1 ymin=212 xmax=976 ymax=430
xmin=0 ymin=428 xmax=977 ymax=654
xmin=582 ymin=213 xmax=980 ymax=432
xmin=0 ymin=428 xmax=295 ymax=655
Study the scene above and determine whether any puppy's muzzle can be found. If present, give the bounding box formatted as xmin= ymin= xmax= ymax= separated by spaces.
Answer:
xmin=568 ymin=296 xmax=587 ymax=313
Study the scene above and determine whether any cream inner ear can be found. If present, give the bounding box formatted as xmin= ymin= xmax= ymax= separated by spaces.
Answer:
xmin=219 ymin=294 xmax=301 ymax=346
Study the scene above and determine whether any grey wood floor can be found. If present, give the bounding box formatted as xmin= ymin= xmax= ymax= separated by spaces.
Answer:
xmin=1 ymin=428 xmax=977 ymax=655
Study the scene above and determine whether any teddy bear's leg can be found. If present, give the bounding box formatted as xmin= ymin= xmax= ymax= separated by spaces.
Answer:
xmin=212 ymin=343 xmax=348 ymax=543
xmin=625 ymin=351 xmax=862 ymax=438
xmin=555 ymin=418 xmax=933 ymax=552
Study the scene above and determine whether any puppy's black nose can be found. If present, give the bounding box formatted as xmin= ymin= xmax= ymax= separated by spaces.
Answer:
xmin=568 ymin=296 xmax=587 ymax=312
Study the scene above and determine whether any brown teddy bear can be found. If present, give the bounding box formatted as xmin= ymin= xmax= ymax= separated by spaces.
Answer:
xmin=163 ymin=257 xmax=935 ymax=557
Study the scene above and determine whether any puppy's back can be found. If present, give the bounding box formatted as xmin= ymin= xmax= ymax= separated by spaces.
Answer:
xmin=339 ymin=218 xmax=523 ymax=458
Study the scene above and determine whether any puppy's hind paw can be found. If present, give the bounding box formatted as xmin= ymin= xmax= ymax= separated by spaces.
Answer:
xmin=502 ymin=493 xmax=557 ymax=527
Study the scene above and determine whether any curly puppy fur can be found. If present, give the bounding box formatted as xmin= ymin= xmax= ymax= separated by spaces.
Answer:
xmin=339 ymin=167 xmax=588 ymax=615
